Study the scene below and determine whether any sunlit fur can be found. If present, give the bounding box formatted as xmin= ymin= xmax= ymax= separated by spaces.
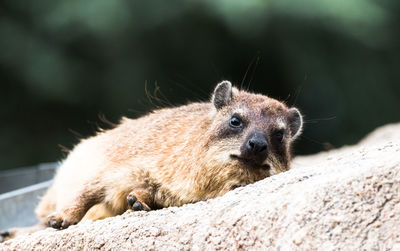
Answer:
xmin=24 ymin=83 xmax=302 ymax=232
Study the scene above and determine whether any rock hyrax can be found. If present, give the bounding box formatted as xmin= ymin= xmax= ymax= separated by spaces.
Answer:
xmin=2 ymin=81 xmax=303 ymax=238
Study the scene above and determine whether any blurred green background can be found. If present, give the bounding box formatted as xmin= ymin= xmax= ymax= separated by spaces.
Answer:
xmin=1 ymin=0 xmax=399 ymax=170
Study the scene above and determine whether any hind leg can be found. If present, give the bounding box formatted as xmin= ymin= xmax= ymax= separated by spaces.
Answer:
xmin=125 ymin=175 xmax=156 ymax=212
xmin=47 ymin=180 xmax=105 ymax=229
xmin=126 ymin=192 xmax=151 ymax=211
xmin=35 ymin=185 xmax=57 ymax=224
xmin=81 ymin=203 xmax=116 ymax=222
xmin=80 ymin=187 xmax=153 ymax=222
xmin=105 ymin=172 xmax=156 ymax=213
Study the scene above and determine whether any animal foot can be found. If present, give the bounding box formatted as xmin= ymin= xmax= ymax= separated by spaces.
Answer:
xmin=0 ymin=230 xmax=10 ymax=242
xmin=47 ymin=213 xmax=77 ymax=230
xmin=127 ymin=194 xmax=150 ymax=211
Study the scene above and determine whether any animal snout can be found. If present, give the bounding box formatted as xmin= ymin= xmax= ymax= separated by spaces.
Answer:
xmin=241 ymin=131 xmax=268 ymax=164
xmin=247 ymin=135 xmax=267 ymax=153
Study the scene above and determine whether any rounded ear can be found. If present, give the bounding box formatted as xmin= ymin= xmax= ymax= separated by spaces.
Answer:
xmin=288 ymin=108 xmax=303 ymax=139
xmin=211 ymin=81 xmax=233 ymax=110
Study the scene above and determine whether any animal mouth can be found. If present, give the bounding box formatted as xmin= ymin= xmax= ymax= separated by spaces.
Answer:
xmin=230 ymin=154 xmax=271 ymax=170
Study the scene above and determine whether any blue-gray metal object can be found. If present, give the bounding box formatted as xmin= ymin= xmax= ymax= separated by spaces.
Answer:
xmin=0 ymin=181 xmax=52 ymax=230
xmin=0 ymin=163 xmax=58 ymax=194
xmin=0 ymin=163 xmax=58 ymax=230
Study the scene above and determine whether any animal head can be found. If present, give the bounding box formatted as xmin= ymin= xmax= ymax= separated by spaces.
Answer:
xmin=207 ymin=80 xmax=303 ymax=176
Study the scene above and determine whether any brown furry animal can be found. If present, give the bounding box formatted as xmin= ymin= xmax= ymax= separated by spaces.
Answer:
xmin=1 ymin=81 xmax=303 ymax=240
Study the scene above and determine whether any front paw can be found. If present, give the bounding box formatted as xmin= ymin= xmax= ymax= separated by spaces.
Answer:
xmin=127 ymin=194 xmax=150 ymax=211
xmin=47 ymin=213 xmax=77 ymax=230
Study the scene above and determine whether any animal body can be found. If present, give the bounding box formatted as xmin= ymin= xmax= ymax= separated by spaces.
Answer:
xmin=1 ymin=81 xmax=303 ymax=240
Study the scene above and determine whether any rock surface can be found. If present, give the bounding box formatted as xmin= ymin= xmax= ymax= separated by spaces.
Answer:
xmin=1 ymin=123 xmax=400 ymax=250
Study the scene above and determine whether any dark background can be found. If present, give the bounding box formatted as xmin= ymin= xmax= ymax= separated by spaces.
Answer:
xmin=1 ymin=0 xmax=399 ymax=170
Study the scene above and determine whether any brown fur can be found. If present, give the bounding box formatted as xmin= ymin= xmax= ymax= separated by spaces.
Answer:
xmin=1 ymin=81 xmax=303 ymax=241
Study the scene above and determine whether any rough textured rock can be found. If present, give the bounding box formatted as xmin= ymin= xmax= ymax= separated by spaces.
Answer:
xmin=1 ymin=123 xmax=400 ymax=250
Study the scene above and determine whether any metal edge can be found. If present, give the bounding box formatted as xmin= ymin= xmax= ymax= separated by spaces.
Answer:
xmin=0 ymin=180 xmax=53 ymax=201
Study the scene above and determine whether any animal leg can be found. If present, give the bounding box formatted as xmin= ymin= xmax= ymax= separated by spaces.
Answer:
xmin=47 ymin=181 xmax=104 ymax=230
xmin=126 ymin=188 xmax=154 ymax=212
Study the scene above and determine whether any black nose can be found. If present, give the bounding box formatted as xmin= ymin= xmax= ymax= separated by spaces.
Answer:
xmin=247 ymin=135 xmax=267 ymax=153
xmin=241 ymin=131 xmax=268 ymax=164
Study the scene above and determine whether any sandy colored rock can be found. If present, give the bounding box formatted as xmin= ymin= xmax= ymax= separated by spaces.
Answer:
xmin=1 ymin=123 xmax=400 ymax=250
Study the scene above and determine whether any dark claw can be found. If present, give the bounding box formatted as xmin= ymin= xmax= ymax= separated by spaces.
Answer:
xmin=0 ymin=231 xmax=10 ymax=238
xmin=50 ymin=220 xmax=62 ymax=229
xmin=127 ymin=195 xmax=137 ymax=208
xmin=0 ymin=231 xmax=9 ymax=243
xmin=132 ymin=201 xmax=144 ymax=211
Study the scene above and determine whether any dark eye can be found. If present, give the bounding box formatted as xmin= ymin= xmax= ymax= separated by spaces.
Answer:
xmin=273 ymin=130 xmax=285 ymax=141
xmin=229 ymin=116 xmax=243 ymax=129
